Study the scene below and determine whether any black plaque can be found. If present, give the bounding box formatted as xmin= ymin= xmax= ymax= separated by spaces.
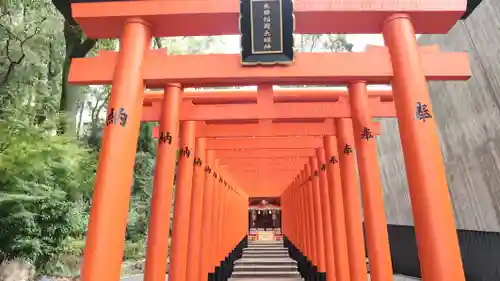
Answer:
xmin=240 ymin=0 xmax=295 ymax=65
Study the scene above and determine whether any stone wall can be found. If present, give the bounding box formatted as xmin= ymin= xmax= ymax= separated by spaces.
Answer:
xmin=377 ymin=0 xmax=500 ymax=231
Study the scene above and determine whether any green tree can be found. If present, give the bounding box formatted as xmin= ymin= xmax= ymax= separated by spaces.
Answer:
xmin=0 ymin=112 xmax=96 ymax=273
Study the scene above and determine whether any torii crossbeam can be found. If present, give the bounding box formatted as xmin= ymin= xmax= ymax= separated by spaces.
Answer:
xmin=69 ymin=48 xmax=469 ymax=87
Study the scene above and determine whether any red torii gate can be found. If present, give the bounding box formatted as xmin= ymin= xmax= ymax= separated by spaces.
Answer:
xmin=68 ymin=1 xmax=471 ymax=281
xmin=143 ymin=85 xmax=391 ymax=281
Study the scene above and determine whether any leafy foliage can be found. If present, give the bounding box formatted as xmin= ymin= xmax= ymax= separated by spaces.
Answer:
xmin=0 ymin=114 xmax=96 ymax=273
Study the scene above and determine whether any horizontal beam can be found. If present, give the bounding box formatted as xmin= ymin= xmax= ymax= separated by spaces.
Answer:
xmin=151 ymin=121 xmax=381 ymax=138
xmin=69 ymin=49 xmax=470 ymax=87
xmin=220 ymin=157 xmax=309 ymax=163
xmin=241 ymin=188 xmax=291 ymax=198
xmin=206 ymin=137 xmax=322 ymax=150
xmin=223 ymin=163 xmax=307 ymax=169
xmin=72 ymin=0 xmax=465 ymax=38
xmin=230 ymin=169 xmax=302 ymax=173
xmin=143 ymin=88 xmax=394 ymax=104
xmin=185 ymin=100 xmax=390 ymax=120
xmin=144 ymin=99 xmax=394 ymax=121
xmin=215 ymin=149 xmax=315 ymax=158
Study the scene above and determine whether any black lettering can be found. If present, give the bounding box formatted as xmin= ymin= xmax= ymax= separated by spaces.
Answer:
xmin=344 ymin=144 xmax=353 ymax=155
xmin=329 ymin=156 xmax=338 ymax=164
xmin=361 ymin=127 xmax=373 ymax=140
xmin=105 ymin=107 xmax=128 ymax=127
xmin=415 ymin=102 xmax=433 ymax=122
xmin=159 ymin=132 xmax=172 ymax=145
xmin=193 ymin=157 xmax=203 ymax=166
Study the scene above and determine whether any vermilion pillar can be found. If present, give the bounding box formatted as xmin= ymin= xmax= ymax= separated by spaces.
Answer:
xmin=349 ymin=82 xmax=393 ymax=281
xmin=383 ymin=14 xmax=465 ymax=281
xmin=217 ymin=177 xmax=228 ymax=260
xmin=335 ymin=118 xmax=367 ymax=281
xmin=316 ymin=147 xmax=337 ymax=280
xmin=80 ymin=19 xmax=151 ymax=281
xmin=309 ymin=157 xmax=326 ymax=275
xmin=304 ymin=164 xmax=318 ymax=267
xmin=210 ymin=160 xmax=221 ymax=271
xmin=199 ymin=150 xmax=215 ymax=279
xmin=226 ymin=185 xmax=236 ymax=254
xmin=281 ymin=187 xmax=288 ymax=238
xmin=284 ymin=186 xmax=293 ymax=241
xmin=299 ymin=171 xmax=311 ymax=258
xmin=169 ymin=121 xmax=197 ymax=281
xmin=290 ymin=176 xmax=298 ymax=246
xmin=323 ymin=135 xmax=350 ymax=281
xmin=186 ymin=138 xmax=206 ymax=281
xmin=290 ymin=179 xmax=298 ymax=245
xmin=144 ymin=84 xmax=181 ymax=281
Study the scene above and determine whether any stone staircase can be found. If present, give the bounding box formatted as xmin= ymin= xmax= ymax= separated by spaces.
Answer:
xmin=229 ymin=240 xmax=303 ymax=280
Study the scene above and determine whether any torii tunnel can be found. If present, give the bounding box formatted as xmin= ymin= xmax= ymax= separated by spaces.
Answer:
xmin=68 ymin=0 xmax=477 ymax=280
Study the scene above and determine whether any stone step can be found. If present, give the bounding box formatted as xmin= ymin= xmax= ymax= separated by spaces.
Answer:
xmin=233 ymin=264 xmax=298 ymax=272
xmin=243 ymin=248 xmax=288 ymax=253
xmin=246 ymin=244 xmax=285 ymax=247
xmin=231 ymin=271 xmax=301 ymax=278
xmin=247 ymin=243 xmax=284 ymax=246
xmin=243 ymin=251 xmax=289 ymax=256
xmin=243 ymin=253 xmax=289 ymax=258
xmin=248 ymin=244 xmax=284 ymax=247
xmin=235 ymin=258 xmax=297 ymax=267
xmin=244 ymin=251 xmax=288 ymax=254
xmin=248 ymin=240 xmax=283 ymax=245
xmin=228 ymin=277 xmax=304 ymax=281
xmin=248 ymin=242 xmax=284 ymax=245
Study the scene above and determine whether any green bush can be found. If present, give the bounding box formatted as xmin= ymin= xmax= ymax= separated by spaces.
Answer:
xmin=123 ymin=240 xmax=146 ymax=260
xmin=0 ymin=115 xmax=96 ymax=274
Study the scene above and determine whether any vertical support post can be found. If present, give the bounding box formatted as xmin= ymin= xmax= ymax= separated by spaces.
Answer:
xmin=310 ymin=156 xmax=326 ymax=278
xmin=299 ymin=171 xmax=311 ymax=258
xmin=186 ymin=138 xmax=207 ymax=281
xmin=383 ymin=14 xmax=465 ymax=281
xmin=323 ymin=135 xmax=351 ymax=281
xmin=305 ymin=164 xmax=318 ymax=269
xmin=210 ymin=161 xmax=221 ymax=271
xmin=316 ymin=148 xmax=337 ymax=281
xmin=349 ymin=81 xmax=393 ymax=281
xmin=335 ymin=118 xmax=368 ymax=281
xmin=295 ymin=176 xmax=304 ymax=251
xmin=217 ymin=177 xmax=228 ymax=260
xmin=280 ymin=187 xmax=290 ymax=235
xmin=199 ymin=150 xmax=215 ymax=280
xmin=80 ymin=19 xmax=151 ymax=281
xmin=144 ymin=85 xmax=182 ymax=281
xmin=169 ymin=121 xmax=197 ymax=281
xmin=289 ymin=180 xmax=296 ymax=244
xmin=286 ymin=187 xmax=293 ymax=240
xmin=289 ymin=180 xmax=295 ymax=242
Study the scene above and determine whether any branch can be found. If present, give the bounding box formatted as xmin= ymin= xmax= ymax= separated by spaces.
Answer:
xmin=154 ymin=37 xmax=163 ymax=49
xmin=0 ymin=141 xmax=10 ymax=154
xmin=72 ymin=37 xmax=97 ymax=58
xmin=0 ymin=17 xmax=46 ymax=87
xmin=0 ymin=10 xmax=9 ymax=19
xmin=309 ymin=35 xmax=319 ymax=52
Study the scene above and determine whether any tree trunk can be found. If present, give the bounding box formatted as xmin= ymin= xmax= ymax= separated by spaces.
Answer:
xmin=57 ymin=21 xmax=96 ymax=135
